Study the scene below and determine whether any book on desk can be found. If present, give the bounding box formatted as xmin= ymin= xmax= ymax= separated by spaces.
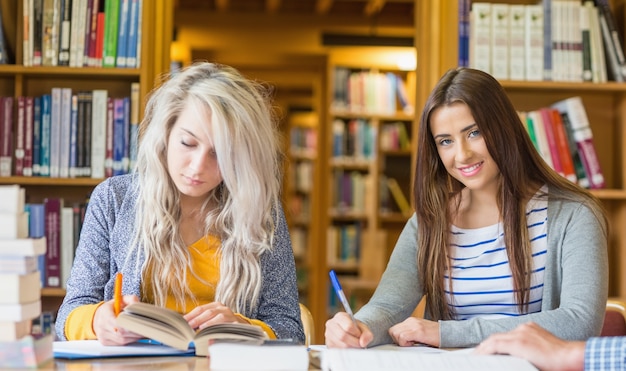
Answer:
xmin=115 ymin=301 xmax=269 ymax=356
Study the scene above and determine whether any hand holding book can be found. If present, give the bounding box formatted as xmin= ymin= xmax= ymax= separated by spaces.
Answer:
xmin=116 ymin=302 xmax=268 ymax=356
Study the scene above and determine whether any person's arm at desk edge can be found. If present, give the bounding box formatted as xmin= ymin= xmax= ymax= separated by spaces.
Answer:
xmin=475 ymin=322 xmax=626 ymax=371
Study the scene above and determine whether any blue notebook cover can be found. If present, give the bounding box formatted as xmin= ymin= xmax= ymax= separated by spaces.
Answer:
xmin=53 ymin=340 xmax=194 ymax=359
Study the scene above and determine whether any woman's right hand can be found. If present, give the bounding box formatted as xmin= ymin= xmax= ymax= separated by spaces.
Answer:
xmin=93 ymin=294 xmax=142 ymax=345
xmin=325 ymin=312 xmax=373 ymax=348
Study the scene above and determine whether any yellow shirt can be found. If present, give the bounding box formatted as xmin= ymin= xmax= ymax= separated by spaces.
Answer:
xmin=64 ymin=235 xmax=276 ymax=340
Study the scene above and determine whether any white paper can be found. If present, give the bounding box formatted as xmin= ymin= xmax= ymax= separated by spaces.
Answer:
xmin=320 ymin=347 xmax=538 ymax=371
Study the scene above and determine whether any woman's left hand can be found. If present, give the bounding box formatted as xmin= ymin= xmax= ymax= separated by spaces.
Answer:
xmin=388 ymin=317 xmax=440 ymax=347
xmin=183 ymin=302 xmax=247 ymax=329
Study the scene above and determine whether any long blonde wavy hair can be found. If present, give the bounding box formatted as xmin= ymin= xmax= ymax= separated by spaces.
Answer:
xmin=132 ymin=62 xmax=283 ymax=313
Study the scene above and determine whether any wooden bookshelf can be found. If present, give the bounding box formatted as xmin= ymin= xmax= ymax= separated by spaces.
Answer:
xmin=320 ymin=58 xmax=417 ymax=324
xmin=416 ymin=0 xmax=626 ymax=301
xmin=0 ymin=0 xmax=174 ymax=317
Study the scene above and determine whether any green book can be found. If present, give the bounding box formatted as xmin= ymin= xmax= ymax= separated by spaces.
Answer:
xmin=102 ymin=0 xmax=120 ymax=67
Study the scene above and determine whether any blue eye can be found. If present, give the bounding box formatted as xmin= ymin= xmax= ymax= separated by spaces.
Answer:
xmin=468 ymin=129 xmax=480 ymax=138
xmin=438 ymin=138 xmax=452 ymax=146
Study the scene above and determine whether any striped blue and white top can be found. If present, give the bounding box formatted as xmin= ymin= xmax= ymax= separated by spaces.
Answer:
xmin=444 ymin=189 xmax=548 ymax=320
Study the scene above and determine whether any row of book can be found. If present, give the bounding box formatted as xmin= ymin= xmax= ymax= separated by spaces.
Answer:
xmin=289 ymin=126 xmax=317 ymax=158
xmin=326 ymin=223 xmax=363 ymax=266
xmin=332 ymin=118 xmax=376 ymax=160
xmin=461 ymin=0 xmax=625 ymax=83
xmin=0 ymin=83 xmax=139 ymax=178
xmin=331 ymin=169 xmax=411 ymax=217
xmin=331 ymin=67 xmax=414 ymax=115
xmin=379 ymin=121 xmax=411 ymax=152
xmin=27 ymin=197 xmax=87 ymax=289
xmin=521 ymin=96 xmax=605 ymax=189
xmin=22 ymin=0 xmax=143 ymax=68
xmin=0 ymin=185 xmax=53 ymax=368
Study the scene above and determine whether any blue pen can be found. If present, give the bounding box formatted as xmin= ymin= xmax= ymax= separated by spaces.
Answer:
xmin=329 ymin=270 xmax=359 ymax=329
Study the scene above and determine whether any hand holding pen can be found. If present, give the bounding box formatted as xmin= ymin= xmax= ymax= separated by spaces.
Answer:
xmin=329 ymin=270 xmax=359 ymax=328
xmin=92 ymin=272 xmax=142 ymax=345
xmin=326 ymin=270 xmax=373 ymax=348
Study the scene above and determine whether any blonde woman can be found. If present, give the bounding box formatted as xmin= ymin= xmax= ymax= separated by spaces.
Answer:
xmin=57 ymin=62 xmax=304 ymax=345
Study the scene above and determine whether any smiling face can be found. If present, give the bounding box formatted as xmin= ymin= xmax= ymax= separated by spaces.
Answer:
xmin=167 ymin=99 xmax=223 ymax=204
xmin=429 ymin=102 xmax=500 ymax=196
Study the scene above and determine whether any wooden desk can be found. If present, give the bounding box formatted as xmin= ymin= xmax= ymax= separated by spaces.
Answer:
xmin=29 ymin=355 xmax=321 ymax=370
xmin=36 ymin=356 xmax=209 ymax=370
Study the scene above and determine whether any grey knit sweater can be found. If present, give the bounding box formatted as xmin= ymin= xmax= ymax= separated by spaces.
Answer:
xmin=56 ymin=174 xmax=304 ymax=343
xmin=356 ymin=192 xmax=608 ymax=348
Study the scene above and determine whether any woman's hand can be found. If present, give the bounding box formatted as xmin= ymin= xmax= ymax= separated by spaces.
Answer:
xmin=93 ymin=294 xmax=142 ymax=345
xmin=388 ymin=317 xmax=440 ymax=347
xmin=183 ymin=302 xmax=245 ymax=330
xmin=325 ymin=312 xmax=373 ymax=348
xmin=474 ymin=322 xmax=585 ymax=371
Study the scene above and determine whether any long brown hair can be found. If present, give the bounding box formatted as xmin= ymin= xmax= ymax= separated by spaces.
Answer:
xmin=414 ymin=67 xmax=607 ymax=319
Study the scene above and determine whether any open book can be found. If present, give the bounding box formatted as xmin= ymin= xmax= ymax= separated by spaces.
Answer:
xmin=116 ymin=302 xmax=268 ymax=356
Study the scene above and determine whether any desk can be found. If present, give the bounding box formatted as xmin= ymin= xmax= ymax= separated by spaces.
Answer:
xmin=37 ymin=356 xmax=209 ymax=370
xmin=28 ymin=355 xmax=322 ymax=370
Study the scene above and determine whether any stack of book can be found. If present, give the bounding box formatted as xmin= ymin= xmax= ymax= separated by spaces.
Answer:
xmin=0 ymin=184 xmax=52 ymax=368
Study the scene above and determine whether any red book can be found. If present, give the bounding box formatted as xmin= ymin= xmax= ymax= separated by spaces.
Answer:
xmin=87 ymin=0 xmax=100 ymax=66
xmin=550 ymin=108 xmax=577 ymax=184
xmin=539 ymin=107 xmax=564 ymax=177
xmin=44 ymin=197 xmax=64 ymax=288
xmin=95 ymin=11 xmax=106 ymax=67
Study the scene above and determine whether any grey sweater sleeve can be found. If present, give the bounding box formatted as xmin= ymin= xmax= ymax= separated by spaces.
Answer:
xmin=252 ymin=204 xmax=305 ymax=343
xmin=354 ymin=215 xmax=423 ymax=346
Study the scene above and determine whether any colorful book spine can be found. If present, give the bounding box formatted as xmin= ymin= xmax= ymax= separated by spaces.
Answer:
xmin=41 ymin=0 xmax=60 ymax=66
xmin=594 ymin=0 xmax=626 ymax=80
xmin=39 ymin=94 xmax=52 ymax=177
xmin=125 ymin=0 xmax=140 ymax=68
xmin=68 ymin=94 xmax=78 ymax=178
xmin=49 ymin=87 xmax=62 ymax=178
xmin=102 ymin=0 xmax=120 ymax=67
xmin=0 ymin=97 xmax=14 ymax=177
xmin=59 ymin=87 xmax=73 ymax=178
xmin=14 ymin=97 xmax=26 ymax=176
xmin=129 ymin=82 xmax=140 ymax=170
xmin=549 ymin=108 xmax=577 ymax=184
xmin=91 ymin=89 xmax=108 ymax=178
xmin=552 ymin=96 xmax=605 ymax=189
xmin=116 ymin=0 xmax=131 ymax=68
xmin=112 ymin=98 xmax=126 ymax=175
xmin=24 ymin=96 xmax=35 ymax=176
xmin=539 ymin=108 xmax=563 ymax=176
xmin=44 ymin=197 xmax=63 ymax=288
xmin=105 ymin=97 xmax=114 ymax=177
xmin=32 ymin=96 xmax=42 ymax=176
xmin=57 ymin=0 xmax=72 ymax=66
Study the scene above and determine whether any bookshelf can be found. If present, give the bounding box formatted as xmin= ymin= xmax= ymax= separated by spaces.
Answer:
xmin=321 ymin=56 xmax=417 ymax=324
xmin=285 ymin=111 xmax=320 ymax=310
xmin=0 ymin=0 xmax=174 ymax=314
xmin=416 ymin=0 xmax=626 ymax=300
